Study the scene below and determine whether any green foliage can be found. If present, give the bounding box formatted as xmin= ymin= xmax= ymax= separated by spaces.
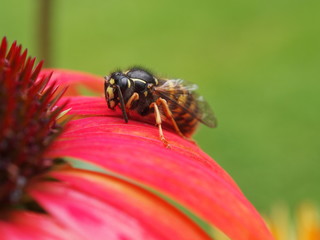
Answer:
xmin=1 ymin=0 xmax=320 ymax=211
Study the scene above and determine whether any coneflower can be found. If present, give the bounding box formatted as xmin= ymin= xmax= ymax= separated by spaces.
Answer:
xmin=0 ymin=37 xmax=274 ymax=240
xmin=0 ymin=37 xmax=66 ymax=212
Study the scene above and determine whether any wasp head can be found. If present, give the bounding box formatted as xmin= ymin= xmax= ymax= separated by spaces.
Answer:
xmin=104 ymin=71 xmax=133 ymax=110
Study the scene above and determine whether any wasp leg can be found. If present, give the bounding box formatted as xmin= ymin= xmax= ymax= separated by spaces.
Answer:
xmin=156 ymin=98 xmax=196 ymax=144
xmin=155 ymin=98 xmax=185 ymax=138
xmin=126 ymin=92 xmax=139 ymax=109
xmin=150 ymin=102 xmax=170 ymax=148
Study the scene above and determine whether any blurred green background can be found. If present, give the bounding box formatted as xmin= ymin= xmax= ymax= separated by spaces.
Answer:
xmin=1 ymin=0 xmax=319 ymax=212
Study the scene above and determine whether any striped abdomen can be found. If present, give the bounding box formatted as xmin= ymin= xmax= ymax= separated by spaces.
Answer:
xmin=158 ymin=87 xmax=200 ymax=137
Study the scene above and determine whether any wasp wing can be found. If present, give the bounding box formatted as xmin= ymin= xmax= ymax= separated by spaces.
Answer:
xmin=155 ymin=79 xmax=217 ymax=128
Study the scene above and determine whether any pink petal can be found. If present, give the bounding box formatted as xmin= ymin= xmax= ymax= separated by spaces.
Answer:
xmin=58 ymin=96 xmax=110 ymax=116
xmin=0 ymin=211 xmax=83 ymax=240
xmin=39 ymin=69 xmax=104 ymax=96
xmin=47 ymin=114 xmax=273 ymax=240
xmin=58 ymin=96 xmax=166 ymax=128
xmin=38 ymin=69 xmax=273 ymax=239
xmin=28 ymin=173 xmax=211 ymax=240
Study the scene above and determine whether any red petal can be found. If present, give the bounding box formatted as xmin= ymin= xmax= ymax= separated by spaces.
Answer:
xmin=47 ymin=115 xmax=273 ymax=240
xmin=40 ymin=69 xmax=273 ymax=239
xmin=39 ymin=69 xmax=104 ymax=96
xmin=28 ymin=171 xmax=211 ymax=240
xmin=58 ymin=96 xmax=110 ymax=116
xmin=57 ymin=96 xmax=200 ymax=133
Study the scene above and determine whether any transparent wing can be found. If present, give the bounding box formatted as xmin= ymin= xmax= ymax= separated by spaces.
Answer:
xmin=155 ymin=79 xmax=217 ymax=128
xmin=155 ymin=79 xmax=198 ymax=92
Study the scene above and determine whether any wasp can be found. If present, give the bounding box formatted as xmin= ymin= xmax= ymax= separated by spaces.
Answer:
xmin=104 ymin=67 xmax=217 ymax=147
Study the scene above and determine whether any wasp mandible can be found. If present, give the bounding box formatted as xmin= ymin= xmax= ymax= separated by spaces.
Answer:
xmin=104 ymin=67 xmax=217 ymax=147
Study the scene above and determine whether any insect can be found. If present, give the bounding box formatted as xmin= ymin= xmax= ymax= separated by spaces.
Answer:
xmin=104 ymin=67 xmax=217 ymax=147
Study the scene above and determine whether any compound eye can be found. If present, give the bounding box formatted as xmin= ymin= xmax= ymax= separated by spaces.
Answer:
xmin=119 ymin=77 xmax=129 ymax=89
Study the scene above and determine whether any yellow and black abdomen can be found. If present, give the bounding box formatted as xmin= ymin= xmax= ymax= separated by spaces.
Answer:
xmin=170 ymin=93 xmax=199 ymax=137
xmin=161 ymin=90 xmax=200 ymax=137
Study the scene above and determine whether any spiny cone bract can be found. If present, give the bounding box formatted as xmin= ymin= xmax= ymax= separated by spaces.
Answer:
xmin=0 ymin=37 xmax=66 ymax=208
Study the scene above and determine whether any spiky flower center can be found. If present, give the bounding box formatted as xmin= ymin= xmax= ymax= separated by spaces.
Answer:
xmin=0 ymin=37 xmax=66 ymax=210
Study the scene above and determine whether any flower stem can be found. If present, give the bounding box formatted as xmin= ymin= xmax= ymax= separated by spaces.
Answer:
xmin=38 ymin=0 xmax=53 ymax=67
